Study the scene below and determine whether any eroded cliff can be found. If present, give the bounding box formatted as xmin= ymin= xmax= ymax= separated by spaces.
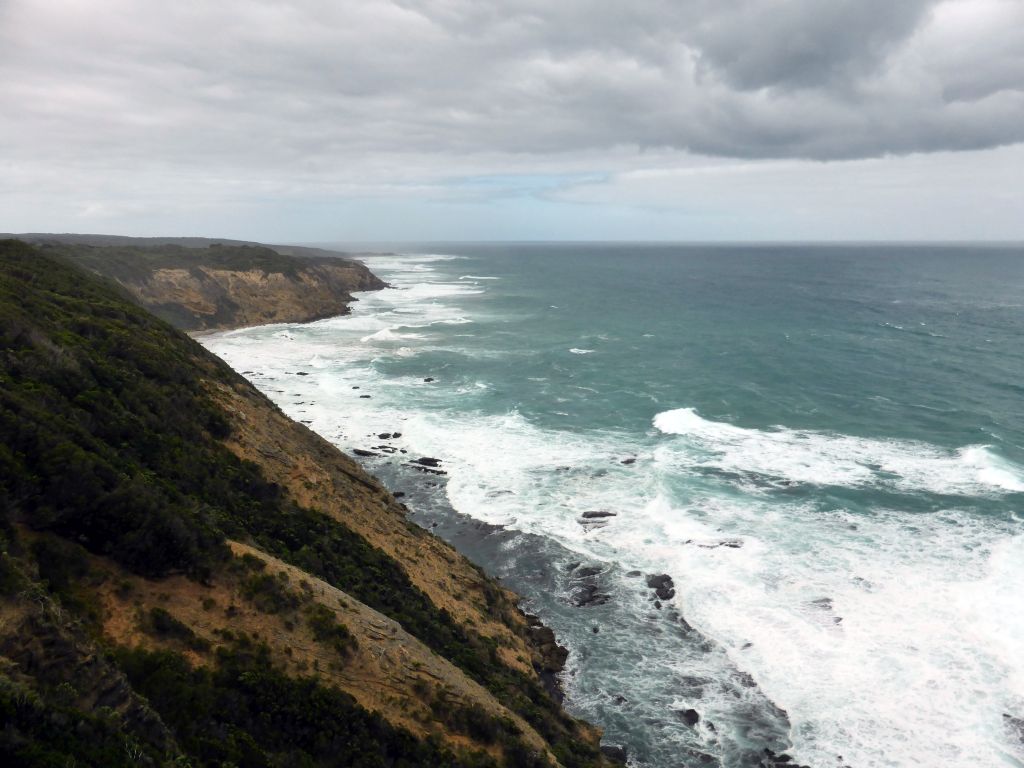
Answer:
xmin=27 ymin=238 xmax=387 ymax=330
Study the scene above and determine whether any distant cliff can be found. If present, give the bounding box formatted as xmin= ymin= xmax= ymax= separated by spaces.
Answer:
xmin=8 ymin=235 xmax=386 ymax=331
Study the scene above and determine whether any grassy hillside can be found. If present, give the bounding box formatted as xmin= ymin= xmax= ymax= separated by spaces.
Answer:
xmin=0 ymin=240 xmax=605 ymax=767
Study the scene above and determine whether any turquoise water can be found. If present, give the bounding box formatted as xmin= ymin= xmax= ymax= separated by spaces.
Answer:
xmin=204 ymin=244 xmax=1024 ymax=767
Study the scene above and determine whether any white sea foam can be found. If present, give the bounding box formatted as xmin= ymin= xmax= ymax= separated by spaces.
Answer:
xmin=359 ymin=327 xmax=427 ymax=343
xmin=200 ymin=250 xmax=1024 ymax=768
xmin=570 ymin=348 xmax=595 ymax=355
xmin=653 ymin=407 xmax=1024 ymax=496
xmin=359 ymin=399 xmax=1024 ymax=766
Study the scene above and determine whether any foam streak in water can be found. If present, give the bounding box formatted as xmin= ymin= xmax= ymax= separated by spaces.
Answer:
xmin=654 ymin=407 xmax=1024 ymax=495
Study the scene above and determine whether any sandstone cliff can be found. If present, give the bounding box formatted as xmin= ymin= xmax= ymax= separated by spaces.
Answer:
xmin=13 ymin=236 xmax=387 ymax=331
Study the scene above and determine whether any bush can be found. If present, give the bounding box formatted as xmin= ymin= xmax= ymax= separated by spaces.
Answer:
xmin=240 ymin=572 xmax=302 ymax=614
xmin=143 ymin=607 xmax=210 ymax=652
xmin=114 ymin=639 xmax=467 ymax=767
xmin=306 ymin=603 xmax=358 ymax=657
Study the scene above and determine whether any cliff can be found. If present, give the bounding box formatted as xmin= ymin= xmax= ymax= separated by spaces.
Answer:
xmin=6 ymin=235 xmax=386 ymax=331
xmin=0 ymin=239 xmax=607 ymax=767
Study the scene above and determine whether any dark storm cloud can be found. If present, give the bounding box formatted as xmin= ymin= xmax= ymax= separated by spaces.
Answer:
xmin=689 ymin=0 xmax=935 ymax=91
xmin=1 ymin=0 xmax=1022 ymax=171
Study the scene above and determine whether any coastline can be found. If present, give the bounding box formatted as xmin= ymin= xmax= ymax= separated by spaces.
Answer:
xmin=195 ymin=291 xmax=806 ymax=768
xmin=0 ymin=239 xmax=614 ymax=766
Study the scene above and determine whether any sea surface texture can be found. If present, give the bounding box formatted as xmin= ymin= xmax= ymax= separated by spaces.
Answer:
xmin=203 ymin=244 xmax=1024 ymax=768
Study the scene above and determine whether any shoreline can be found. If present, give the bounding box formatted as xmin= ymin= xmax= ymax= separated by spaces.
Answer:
xmin=201 ymin=312 xmax=579 ymax=697
xmin=199 ymin=302 xmax=810 ymax=768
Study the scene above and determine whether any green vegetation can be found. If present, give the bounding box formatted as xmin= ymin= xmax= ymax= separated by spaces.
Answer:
xmin=143 ymin=606 xmax=211 ymax=652
xmin=0 ymin=240 xmax=601 ymax=766
xmin=306 ymin=603 xmax=358 ymax=657
xmin=241 ymin=571 xmax=304 ymax=614
xmin=431 ymin=695 xmax=521 ymax=746
xmin=115 ymin=636 xmax=469 ymax=767
xmin=43 ymin=241 xmax=313 ymax=282
xmin=0 ymin=239 xmax=234 ymax=579
xmin=0 ymin=670 xmax=162 ymax=768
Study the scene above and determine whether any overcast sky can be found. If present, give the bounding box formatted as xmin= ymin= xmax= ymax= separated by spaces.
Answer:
xmin=2 ymin=0 xmax=1022 ymax=241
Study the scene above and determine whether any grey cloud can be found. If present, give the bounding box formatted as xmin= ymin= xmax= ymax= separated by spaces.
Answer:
xmin=1 ymin=0 xmax=1023 ymax=176
xmin=689 ymin=0 xmax=935 ymax=91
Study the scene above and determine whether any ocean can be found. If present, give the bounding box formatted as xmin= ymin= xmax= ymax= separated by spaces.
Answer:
xmin=201 ymin=243 xmax=1024 ymax=768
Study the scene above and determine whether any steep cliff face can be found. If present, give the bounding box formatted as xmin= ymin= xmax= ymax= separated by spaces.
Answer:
xmin=0 ymin=239 xmax=606 ymax=767
xmin=132 ymin=260 xmax=385 ymax=330
xmin=32 ymin=240 xmax=387 ymax=331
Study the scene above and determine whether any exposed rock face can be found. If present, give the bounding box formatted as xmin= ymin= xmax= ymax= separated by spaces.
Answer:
xmin=133 ymin=261 xmax=384 ymax=330
xmin=25 ymin=237 xmax=387 ymax=331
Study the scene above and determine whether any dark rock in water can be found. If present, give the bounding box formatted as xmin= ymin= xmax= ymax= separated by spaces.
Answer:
xmin=296 ymin=371 xmax=309 ymax=376
xmin=378 ymin=432 xmax=392 ymax=439
xmin=736 ymin=671 xmax=758 ymax=688
xmin=572 ymin=584 xmax=610 ymax=608
xmin=653 ymin=600 xmax=661 ymax=610
xmin=600 ymin=745 xmax=628 ymax=764
xmin=647 ymin=574 xmax=676 ymax=601
xmin=565 ymin=561 xmax=582 ymax=573
xmin=810 ymin=597 xmax=833 ymax=610
xmin=423 ymin=377 xmax=435 ymax=382
xmin=392 ymin=432 xmax=402 ymax=438
xmin=719 ymin=538 xmax=744 ymax=548
xmin=352 ymin=449 xmax=378 ymax=457
xmin=1005 ymin=713 xmax=1024 ymax=744
xmin=625 ymin=570 xmax=642 ymax=577
xmin=414 ymin=457 xmax=442 ymax=467
xmin=525 ymin=617 xmax=568 ymax=703
xmin=393 ymin=491 xmax=405 ymax=498
xmin=574 ymin=565 xmax=602 ymax=578
xmin=581 ymin=510 xmax=617 ymax=519
xmin=620 ymin=457 xmax=636 ymax=465
xmin=678 ymin=708 xmax=700 ymax=726
xmin=359 ymin=394 xmax=371 ymax=398
xmin=686 ymin=749 xmax=716 ymax=765
xmin=591 ymin=626 xmax=599 ymax=634
xmin=760 ymin=748 xmax=809 ymax=768
xmin=410 ymin=465 xmax=447 ymax=476
xmin=612 ymin=695 xmax=628 ymax=706
xmin=352 ymin=386 xmax=360 ymax=389
xmin=647 ymin=573 xmax=673 ymax=590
